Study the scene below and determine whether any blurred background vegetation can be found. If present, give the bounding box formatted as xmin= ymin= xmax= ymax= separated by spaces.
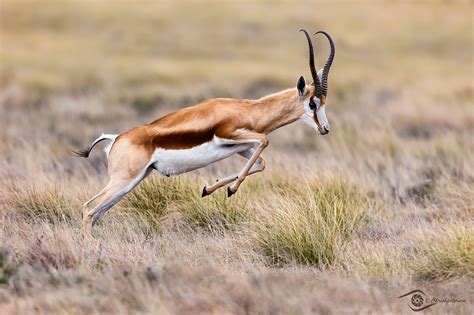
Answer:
xmin=1 ymin=0 xmax=471 ymax=106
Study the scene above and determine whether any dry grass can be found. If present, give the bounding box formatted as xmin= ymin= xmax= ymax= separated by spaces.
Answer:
xmin=1 ymin=0 xmax=473 ymax=314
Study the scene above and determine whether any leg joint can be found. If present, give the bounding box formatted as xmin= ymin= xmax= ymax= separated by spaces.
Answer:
xmin=259 ymin=138 xmax=269 ymax=148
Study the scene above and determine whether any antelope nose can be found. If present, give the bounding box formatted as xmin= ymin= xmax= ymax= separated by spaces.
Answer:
xmin=323 ymin=126 xmax=330 ymax=134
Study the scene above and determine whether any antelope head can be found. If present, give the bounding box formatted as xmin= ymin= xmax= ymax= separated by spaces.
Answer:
xmin=297 ymin=29 xmax=335 ymax=135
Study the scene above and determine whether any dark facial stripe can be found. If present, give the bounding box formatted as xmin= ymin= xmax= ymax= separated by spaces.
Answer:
xmin=313 ymin=109 xmax=322 ymax=130
xmin=310 ymin=98 xmax=323 ymax=130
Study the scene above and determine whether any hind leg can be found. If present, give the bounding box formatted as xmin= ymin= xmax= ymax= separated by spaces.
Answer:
xmin=87 ymin=167 xmax=154 ymax=227
xmin=82 ymin=177 xmax=136 ymax=237
xmin=82 ymin=138 xmax=154 ymax=238
xmin=82 ymin=168 xmax=153 ymax=237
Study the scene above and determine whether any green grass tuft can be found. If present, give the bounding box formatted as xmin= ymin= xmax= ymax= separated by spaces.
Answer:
xmin=178 ymin=194 xmax=249 ymax=233
xmin=413 ymin=225 xmax=474 ymax=281
xmin=121 ymin=175 xmax=197 ymax=229
xmin=5 ymin=182 xmax=80 ymax=224
xmin=122 ymin=175 xmax=249 ymax=232
xmin=252 ymin=177 xmax=372 ymax=268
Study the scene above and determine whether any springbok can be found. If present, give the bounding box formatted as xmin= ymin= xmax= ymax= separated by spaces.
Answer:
xmin=73 ymin=30 xmax=335 ymax=236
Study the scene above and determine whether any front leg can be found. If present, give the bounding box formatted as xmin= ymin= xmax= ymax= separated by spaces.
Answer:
xmin=226 ymin=132 xmax=268 ymax=196
xmin=202 ymin=149 xmax=265 ymax=197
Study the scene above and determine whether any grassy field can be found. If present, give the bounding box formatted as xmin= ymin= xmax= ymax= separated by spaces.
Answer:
xmin=1 ymin=0 xmax=473 ymax=314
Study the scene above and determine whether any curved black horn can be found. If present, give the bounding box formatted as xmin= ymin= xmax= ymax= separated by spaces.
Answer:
xmin=314 ymin=31 xmax=335 ymax=97
xmin=300 ymin=29 xmax=323 ymax=97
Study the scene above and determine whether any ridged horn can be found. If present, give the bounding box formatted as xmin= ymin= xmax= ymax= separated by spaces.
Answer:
xmin=314 ymin=31 xmax=335 ymax=97
xmin=300 ymin=29 xmax=323 ymax=98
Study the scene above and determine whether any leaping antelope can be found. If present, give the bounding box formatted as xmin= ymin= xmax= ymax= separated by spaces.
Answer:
xmin=74 ymin=30 xmax=335 ymax=236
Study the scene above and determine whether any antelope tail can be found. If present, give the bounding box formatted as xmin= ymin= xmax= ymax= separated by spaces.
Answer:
xmin=71 ymin=134 xmax=118 ymax=158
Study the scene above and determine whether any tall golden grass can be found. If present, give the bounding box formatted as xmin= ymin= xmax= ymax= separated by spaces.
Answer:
xmin=1 ymin=0 xmax=473 ymax=313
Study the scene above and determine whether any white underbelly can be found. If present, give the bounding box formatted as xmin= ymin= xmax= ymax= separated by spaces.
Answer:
xmin=151 ymin=136 xmax=251 ymax=176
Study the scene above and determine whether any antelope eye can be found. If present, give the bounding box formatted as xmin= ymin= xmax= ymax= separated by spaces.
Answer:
xmin=309 ymin=99 xmax=316 ymax=110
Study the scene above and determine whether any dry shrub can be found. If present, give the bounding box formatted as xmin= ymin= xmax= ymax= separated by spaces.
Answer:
xmin=251 ymin=176 xmax=373 ymax=267
xmin=413 ymin=224 xmax=474 ymax=281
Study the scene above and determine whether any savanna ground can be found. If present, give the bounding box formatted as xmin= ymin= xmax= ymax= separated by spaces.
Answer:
xmin=0 ymin=1 xmax=473 ymax=314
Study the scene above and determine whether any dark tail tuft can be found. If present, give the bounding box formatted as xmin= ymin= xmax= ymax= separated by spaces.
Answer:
xmin=70 ymin=147 xmax=91 ymax=158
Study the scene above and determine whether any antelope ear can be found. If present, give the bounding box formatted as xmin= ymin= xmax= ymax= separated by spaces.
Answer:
xmin=296 ymin=75 xmax=306 ymax=97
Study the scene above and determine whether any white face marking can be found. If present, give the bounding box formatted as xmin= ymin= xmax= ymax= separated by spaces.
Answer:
xmin=303 ymin=97 xmax=317 ymax=116
xmin=300 ymin=112 xmax=321 ymax=133
xmin=316 ymin=104 xmax=330 ymax=131
xmin=300 ymin=97 xmax=330 ymax=135
xmin=150 ymin=136 xmax=253 ymax=176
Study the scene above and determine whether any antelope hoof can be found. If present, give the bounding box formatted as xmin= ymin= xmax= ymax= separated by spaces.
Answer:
xmin=202 ymin=186 xmax=210 ymax=197
xmin=227 ymin=186 xmax=235 ymax=197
